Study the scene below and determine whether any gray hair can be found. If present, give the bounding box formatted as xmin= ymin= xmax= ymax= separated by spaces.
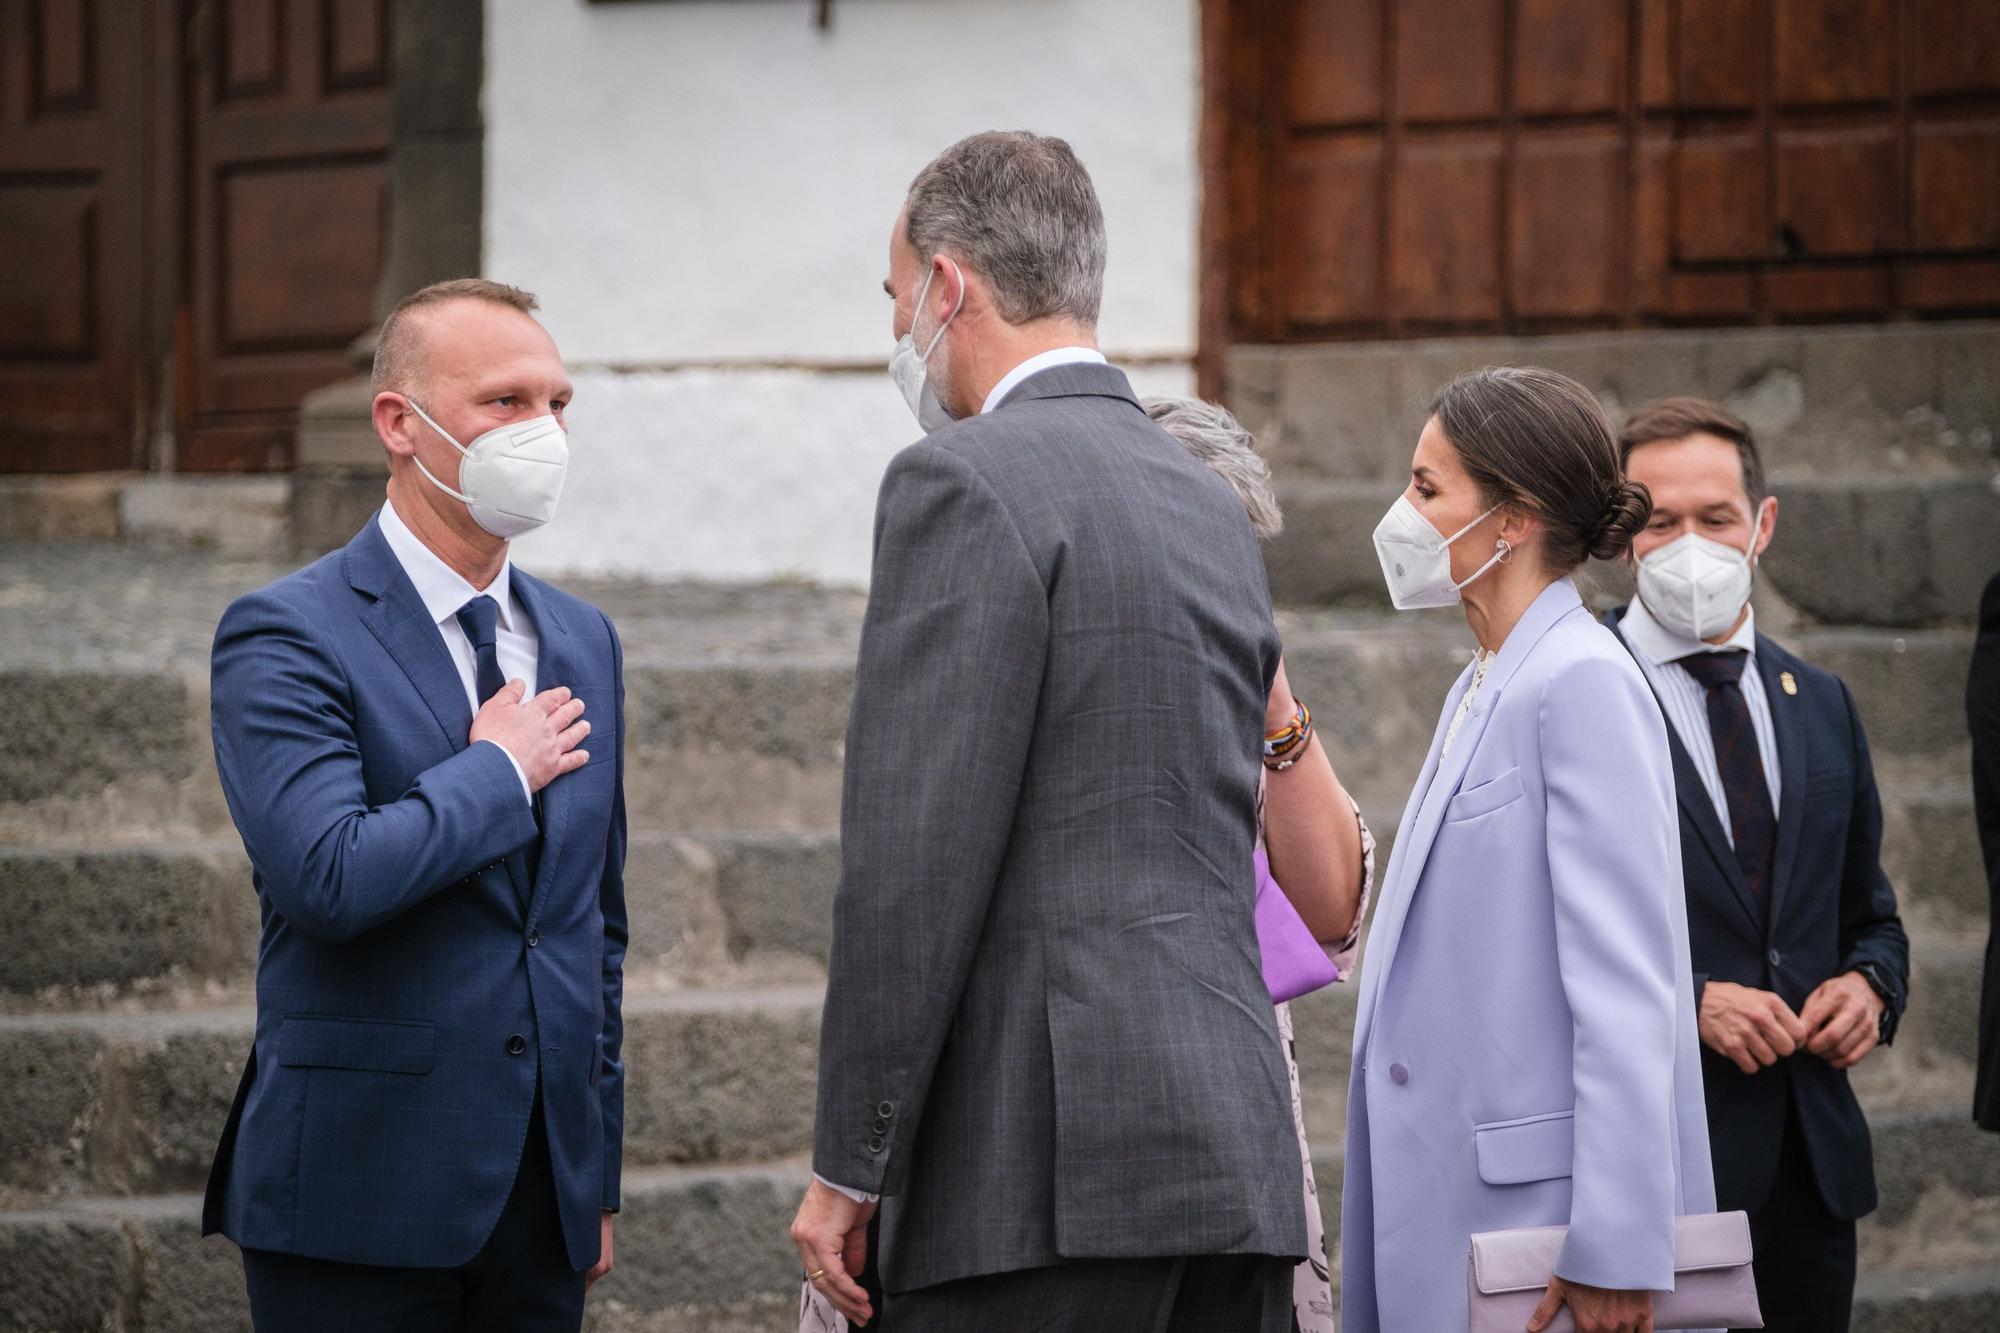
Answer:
xmin=1144 ymin=396 xmax=1284 ymax=541
xmin=905 ymin=131 xmax=1106 ymax=328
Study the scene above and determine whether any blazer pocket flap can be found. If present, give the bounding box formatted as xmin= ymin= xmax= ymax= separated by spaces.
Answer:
xmin=1447 ymin=767 xmax=1525 ymax=823
xmin=1473 ymin=1109 xmax=1574 ymax=1186
xmin=1470 ymin=1210 xmax=1755 ymax=1295
xmin=279 ymin=1016 xmax=435 ymax=1074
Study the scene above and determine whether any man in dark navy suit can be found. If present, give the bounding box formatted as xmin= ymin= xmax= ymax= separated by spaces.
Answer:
xmin=1607 ymin=398 xmax=1908 ymax=1333
xmin=1972 ymin=571 xmax=2000 ymax=1131
xmin=203 ymin=279 xmax=627 ymax=1331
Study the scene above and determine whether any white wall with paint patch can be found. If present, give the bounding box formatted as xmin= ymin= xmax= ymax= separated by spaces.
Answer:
xmin=484 ymin=0 xmax=1201 ymax=585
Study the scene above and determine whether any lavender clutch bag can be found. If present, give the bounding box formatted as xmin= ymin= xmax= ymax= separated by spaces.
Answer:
xmin=1255 ymin=847 xmax=1339 ymax=1004
xmin=1467 ymin=1211 xmax=1761 ymax=1332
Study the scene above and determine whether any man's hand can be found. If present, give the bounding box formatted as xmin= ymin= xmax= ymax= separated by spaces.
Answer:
xmin=1528 ymin=1276 xmax=1654 ymax=1333
xmin=469 ymin=681 xmax=589 ymax=793
xmin=790 ymin=1178 xmax=877 ymax=1326
xmin=1801 ymin=971 xmax=1886 ymax=1070
xmin=587 ymin=1212 xmax=614 ymax=1289
xmin=1699 ymin=980 xmax=1809 ymax=1075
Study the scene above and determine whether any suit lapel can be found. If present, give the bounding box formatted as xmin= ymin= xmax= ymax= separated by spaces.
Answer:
xmin=346 ymin=517 xmax=475 ymax=752
xmin=1359 ymin=579 xmax=1588 ymax=1037
xmin=1756 ymin=639 xmax=1809 ymax=927
xmin=513 ymin=572 xmax=575 ymax=924
xmin=1608 ymin=619 xmax=1762 ymax=933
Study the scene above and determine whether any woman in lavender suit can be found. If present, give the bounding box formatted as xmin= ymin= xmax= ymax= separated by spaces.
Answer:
xmin=1343 ymin=369 xmax=1715 ymax=1333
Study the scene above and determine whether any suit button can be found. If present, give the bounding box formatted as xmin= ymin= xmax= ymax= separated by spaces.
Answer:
xmin=527 ymin=930 xmax=539 ymax=948
xmin=872 ymin=1118 xmax=890 ymax=1134
xmin=1389 ymin=1063 xmax=1410 ymax=1085
xmin=877 ymin=1101 xmax=895 ymax=1117
xmin=1768 ymin=949 xmax=1783 ymax=968
xmin=506 ymin=1034 xmax=528 ymax=1056
xmin=868 ymin=1136 xmax=886 ymax=1154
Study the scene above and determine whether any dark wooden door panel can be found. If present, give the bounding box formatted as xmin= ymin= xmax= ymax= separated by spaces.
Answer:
xmin=0 ymin=0 xmax=146 ymax=472
xmin=1213 ymin=0 xmax=2000 ymax=344
xmin=182 ymin=0 xmax=390 ymax=472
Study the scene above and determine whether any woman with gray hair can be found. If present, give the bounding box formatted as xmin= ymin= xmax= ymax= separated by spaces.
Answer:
xmin=1145 ymin=396 xmax=1374 ymax=1333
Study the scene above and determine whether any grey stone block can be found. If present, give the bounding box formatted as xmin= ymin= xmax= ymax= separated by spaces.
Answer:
xmin=1787 ymin=627 xmax=1976 ymax=764
xmin=1262 ymin=481 xmax=1402 ymax=607
xmin=119 ymin=478 xmax=291 ymax=562
xmin=1280 ymin=623 xmax=1479 ymax=798
xmin=0 ymin=843 xmax=256 ymax=996
xmin=0 ymin=475 xmax=126 ymax=543
xmin=1881 ymin=788 xmax=1987 ymax=929
xmin=591 ymin=1164 xmax=808 ymax=1314
xmin=126 ymin=1202 xmax=251 ymax=1333
xmin=1871 ymin=1110 xmax=2000 ymax=1229
xmin=0 ymin=1210 xmax=131 ymax=1332
xmin=620 ymin=989 xmax=820 ymax=1167
xmin=1229 ymin=323 xmax=2000 ymax=482
xmin=0 ymin=670 xmax=198 ymax=805
xmin=1905 ymin=943 xmax=1985 ymax=1070
xmin=0 ymin=993 xmax=824 ymax=1197
xmin=1764 ymin=479 xmax=2000 ymax=627
xmin=1853 ymin=1265 xmax=2000 ymax=1332
xmin=709 ymin=832 xmax=842 ymax=965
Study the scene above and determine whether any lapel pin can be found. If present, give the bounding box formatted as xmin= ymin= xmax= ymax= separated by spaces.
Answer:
xmin=1779 ymin=671 xmax=1798 ymax=697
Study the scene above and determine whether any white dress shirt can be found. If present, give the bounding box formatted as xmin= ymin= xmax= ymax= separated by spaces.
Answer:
xmin=1620 ymin=594 xmax=1781 ymax=842
xmin=378 ymin=499 xmax=537 ymax=803
xmin=980 ymin=345 xmax=1108 ymax=415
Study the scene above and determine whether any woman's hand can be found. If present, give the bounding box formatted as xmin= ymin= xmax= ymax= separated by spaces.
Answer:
xmin=1528 ymin=1276 xmax=1653 ymax=1333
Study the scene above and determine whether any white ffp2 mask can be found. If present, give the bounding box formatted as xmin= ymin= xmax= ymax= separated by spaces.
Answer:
xmin=1372 ymin=496 xmax=1506 ymax=610
xmin=1636 ymin=531 xmax=1755 ymax=641
xmin=407 ymin=402 xmax=569 ymax=540
xmin=888 ymin=262 xmax=963 ymax=434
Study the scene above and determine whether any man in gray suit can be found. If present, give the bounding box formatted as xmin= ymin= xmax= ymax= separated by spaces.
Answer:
xmin=789 ymin=131 xmax=1305 ymax=1331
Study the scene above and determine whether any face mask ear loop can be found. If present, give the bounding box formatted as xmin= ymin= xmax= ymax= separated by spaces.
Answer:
xmin=405 ymin=399 xmax=476 ymax=504
xmin=914 ymin=258 xmax=965 ymax=361
xmin=1453 ymin=537 xmax=1511 ymax=593
xmin=1442 ymin=502 xmax=1503 ymax=548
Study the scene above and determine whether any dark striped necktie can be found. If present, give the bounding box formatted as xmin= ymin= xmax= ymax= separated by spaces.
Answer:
xmin=1676 ymin=649 xmax=1776 ymax=911
xmin=455 ymin=594 xmax=540 ymax=889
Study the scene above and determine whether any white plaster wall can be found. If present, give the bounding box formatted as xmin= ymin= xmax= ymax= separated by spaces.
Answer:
xmin=486 ymin=0 xmax=1201 ymax=584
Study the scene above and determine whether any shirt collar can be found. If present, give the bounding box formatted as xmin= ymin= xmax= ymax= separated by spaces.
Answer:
xmin=981 ymin=346 xmax=1108 ymax=415
xmin=1623 ymin=590 xmax=1756 ymax=667
xmin=378 ymin=499 xmax=515 ymax=630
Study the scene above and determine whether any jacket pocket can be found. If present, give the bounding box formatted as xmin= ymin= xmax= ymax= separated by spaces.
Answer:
xmin=1473 ymin=1108 xmax=1575 ymax=1185
xmin=278 ymin=1015 xmax=435 ymax=1075
xmin=1446 ymin=766 xmax=1525 ymax=824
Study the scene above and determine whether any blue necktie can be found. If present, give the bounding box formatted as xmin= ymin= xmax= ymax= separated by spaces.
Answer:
xmin=455 ymin=595 xmax=510 ymax=706
xmin=456 ymin=594 xmax=539 ymax=894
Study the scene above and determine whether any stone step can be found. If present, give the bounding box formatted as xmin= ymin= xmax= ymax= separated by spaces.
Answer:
xmin=0 ymin=1161 xmax=814 ymax=1333
xmin=7 ymin=1142 xmax=1996 ymax=1333
xmin=1223 ymin=321 xmax=2000 ymax=485
xmin=5 ymin=619 xmax=1973 ymax=848
xmin=1263 ymin=476 xmax=2000 ymax=629
xmin=0 ymin=831 xmax=842 ymax=1006
xmin=0 ymin=987 xmax=822 ymax=1204
xmin=1853 ymin=1265 xmax=2000 ymax=1332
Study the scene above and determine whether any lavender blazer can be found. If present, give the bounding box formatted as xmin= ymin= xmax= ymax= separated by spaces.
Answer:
xmin=1341 ymin=579 xmax=1716 ymax=1332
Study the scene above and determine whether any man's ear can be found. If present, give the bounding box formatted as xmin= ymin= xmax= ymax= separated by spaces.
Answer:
xmin=373 ymin=392 xmax=417 ymax=460
xmin=1753 ymin=494 xmax=1779 ymax=558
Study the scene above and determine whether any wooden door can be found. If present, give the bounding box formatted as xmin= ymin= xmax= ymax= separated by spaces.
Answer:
xmin=179 ymin=0 xmax=391 ymax=471
xmin=0 ymin=1 xmax=150 ymax=472
xmin=1207 ymin=0 xmax=2000 ymax=346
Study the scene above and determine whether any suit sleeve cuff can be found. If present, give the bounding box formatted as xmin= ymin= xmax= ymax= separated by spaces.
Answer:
xmin=477 ymin=739 xmax=534 ymax=804
xmin=814 ymin=1173 xmax=880 ymax=1204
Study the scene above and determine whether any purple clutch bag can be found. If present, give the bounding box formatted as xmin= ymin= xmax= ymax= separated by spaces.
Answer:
xmin=1255 ymin=846 xmax=1339 ymax=1004
xmin=1467 ymin=1211 xmax=1761 ymax=1332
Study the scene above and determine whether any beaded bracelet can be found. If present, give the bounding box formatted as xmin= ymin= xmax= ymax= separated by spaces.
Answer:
xmin=1263 ymin=697 xmax=1314 ymax=771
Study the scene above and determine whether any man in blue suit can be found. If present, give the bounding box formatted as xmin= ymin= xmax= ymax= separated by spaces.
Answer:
xmin=1608 ymin=397 xmax=1909 ymax=1333
xmin=202 ymin=278 xmax=628 ymax=1331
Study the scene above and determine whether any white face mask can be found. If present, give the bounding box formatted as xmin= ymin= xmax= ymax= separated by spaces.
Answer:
xmin=888 ymin=261 xmax=963 ymax=434
xmin=407 ymin=401 xmax=570 ymax=540
xmin=1636 ymin=531 xmax=1755 ymax=642
xmin=1372 ymin=496 xmax=1506 ymax=610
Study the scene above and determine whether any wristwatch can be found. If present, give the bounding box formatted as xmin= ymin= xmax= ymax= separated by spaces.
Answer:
xmin=1853 ymin=962 xmax=1899 ymax=1045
